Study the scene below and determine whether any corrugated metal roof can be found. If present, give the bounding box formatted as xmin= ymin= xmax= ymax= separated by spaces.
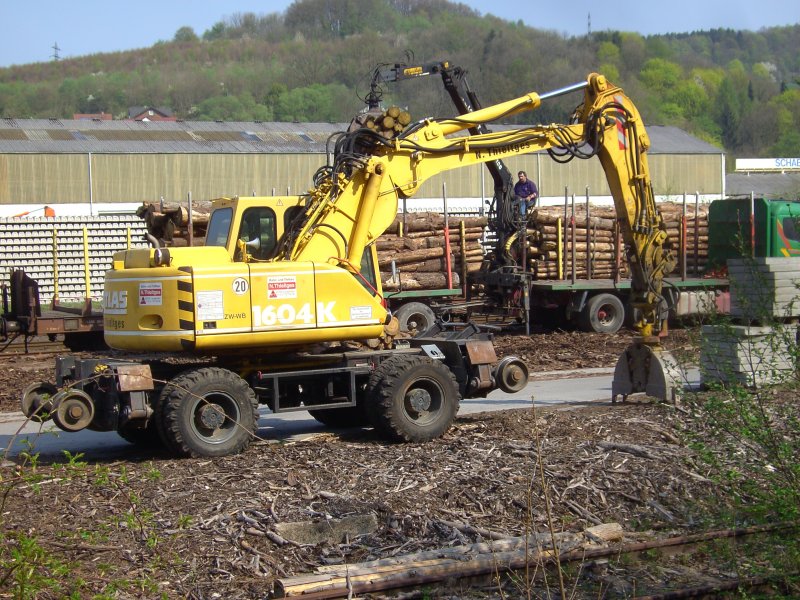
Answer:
xmin=0 ymin=118 xmax=719 ymax=155
xmin=646 ymin=126 xmax=721 ymax=154
xmin=0 ymin=118 xmax=342 ymax=154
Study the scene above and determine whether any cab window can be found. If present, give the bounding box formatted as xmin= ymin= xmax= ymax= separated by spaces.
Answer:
xmin=205 ymin=207 xmax=233 ymax=247
xmin=782 ymin=216 xmax=800 ymax=244
xmin=238 ymin=207 xmax=278 ymax=260
xmin=284 ymin=205 xmax=305 ymax=233
xmin=359 ymin=246 xmax=379 ymax=294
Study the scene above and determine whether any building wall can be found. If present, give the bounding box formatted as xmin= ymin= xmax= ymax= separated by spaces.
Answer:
xmin=0 ymin=153 xmax=326 ymax=205
xmin=415 ymin=153 xmax=725 ymax=200
xmin=0 ymin=151 xmax=724 ymax=207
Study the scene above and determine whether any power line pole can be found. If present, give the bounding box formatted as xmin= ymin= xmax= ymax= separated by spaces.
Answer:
xmin=51 ymin=42 xmax=60 ymax=61
xmin=587 ymin=13 xmax=591 ymax=36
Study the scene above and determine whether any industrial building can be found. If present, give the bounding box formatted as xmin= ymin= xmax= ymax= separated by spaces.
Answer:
xmin=0 ymin=118 xmax=725 ymax=215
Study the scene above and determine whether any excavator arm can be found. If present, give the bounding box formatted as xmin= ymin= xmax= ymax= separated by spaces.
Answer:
xmin=291 ymin=75 xmax=674 ymax=331
xmin=366 ymin=60 xmax=516 ymax=251
xmin=283 ymin=73 xmax=680 ymax=401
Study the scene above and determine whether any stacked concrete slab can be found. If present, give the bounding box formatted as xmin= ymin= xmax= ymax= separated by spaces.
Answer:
xmin=728 ymin=257 xmax=800 ymax=319
xmin=0 ymin=214 xmax=148 ymax=304
xmin=701 ymin=257 xmax=800 ymax=387
xmin=701 ymin=324 xmax=797 ymax=387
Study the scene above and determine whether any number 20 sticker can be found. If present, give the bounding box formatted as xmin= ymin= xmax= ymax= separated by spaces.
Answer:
xmin=232 ymin=278 xmax=249 ymax=295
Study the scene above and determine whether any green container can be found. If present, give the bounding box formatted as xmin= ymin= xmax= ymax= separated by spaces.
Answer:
xmin=707 ymin=197 xmax=800 ymax=270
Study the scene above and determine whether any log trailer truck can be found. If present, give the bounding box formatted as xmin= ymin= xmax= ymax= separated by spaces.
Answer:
xmin=360 ymin=61 xmax=730 ymax=336
xmin=23 ymin=73 xmax=681 ymax=457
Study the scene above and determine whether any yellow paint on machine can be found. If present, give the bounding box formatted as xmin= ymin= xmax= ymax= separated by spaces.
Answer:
xmin=103 ymin=271 xmax=197 ymax=353
xmin=103 ymin=246 xmax=387 ymax=353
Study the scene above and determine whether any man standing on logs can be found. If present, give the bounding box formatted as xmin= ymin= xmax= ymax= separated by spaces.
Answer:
xmin=514 ymin=171 xmax=538 ymax=216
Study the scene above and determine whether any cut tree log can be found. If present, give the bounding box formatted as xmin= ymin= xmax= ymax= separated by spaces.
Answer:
xmin=389 ymin=213 xmax=488 ymax=233
xmin=382 ymin=272 xmax=461 ymax=290
xmin=273 ymin=531 xmax=584 ymax=597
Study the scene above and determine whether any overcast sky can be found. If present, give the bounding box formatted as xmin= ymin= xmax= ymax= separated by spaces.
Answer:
xmin=1 ymin=0 xmax=797 ymax=68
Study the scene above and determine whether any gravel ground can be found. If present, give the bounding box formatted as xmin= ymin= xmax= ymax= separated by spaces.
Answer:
xmin=6 ymin=327 xmax=778 ymax=600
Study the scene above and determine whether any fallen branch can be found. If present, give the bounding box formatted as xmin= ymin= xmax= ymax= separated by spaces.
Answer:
xmin=596 ymin=441 xmax=657 ymax=459
xmin=436 ymin=519 xmax=515 ymax=541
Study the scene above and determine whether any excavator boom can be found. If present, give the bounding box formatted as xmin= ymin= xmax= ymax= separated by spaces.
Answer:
xmin=289 ymin=73 xmax=680 ymax=401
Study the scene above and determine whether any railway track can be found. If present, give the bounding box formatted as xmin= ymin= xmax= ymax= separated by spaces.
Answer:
xmin=0 ymin=335 xmax=68 ymax=356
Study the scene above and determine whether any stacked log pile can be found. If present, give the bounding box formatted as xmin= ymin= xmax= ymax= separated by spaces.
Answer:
xmin=134 ymin=200 xmax=709 ymax=283
xmin=527 ymin=208 xmax=624 ymax=280
xmin=135 ymin=201 xmax=212 ymax=246
xmin=525 ymin=201 xmax=709 ymax=280
xmin=378 ymin=212 xmax=488 ymax=291
xmin=660 ymin=201 xmax=710 ymax=275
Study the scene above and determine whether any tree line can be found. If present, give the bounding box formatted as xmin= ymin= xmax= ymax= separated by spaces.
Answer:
xmin=1 ymin=0 xmax=798 ymax=159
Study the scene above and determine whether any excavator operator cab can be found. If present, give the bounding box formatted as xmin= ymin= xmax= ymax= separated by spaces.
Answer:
xmin=205 ymin=196 xmax=309 ymax=262
xmin=237 ymin=207 xmax=277 ymax=261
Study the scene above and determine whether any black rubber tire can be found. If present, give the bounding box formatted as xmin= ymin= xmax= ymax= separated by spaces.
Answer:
xmin=580 ymin=293 xmax=625 ymax=333
xmin=158 ymin=367 xmax=258 ymax=458
xmin=308 ymin=406 xmax=369 ymax=427
xmin=117 ymin=420 xmax=162 ymax=448
xmin=394 ymin=302 xmax=436 ymax=336
xmin=365 ymin=355 xmax=460 ymax=443
xmin=305 ymin=379 xmax=369 ymax=427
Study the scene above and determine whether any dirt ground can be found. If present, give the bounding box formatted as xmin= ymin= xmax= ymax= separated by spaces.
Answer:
xmin=3 ymin=327 xmax=788 ymax=599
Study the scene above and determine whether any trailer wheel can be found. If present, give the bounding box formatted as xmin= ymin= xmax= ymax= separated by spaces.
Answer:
xmin=580 ymin=293 xmax=625 ymax=333
xmin=366 ymin=355 xmax=460 ymax=442
xmin=159 ymin=367 xmax=258 ymax=458
xmin=394 ymin=302 xmax=436 ymax=336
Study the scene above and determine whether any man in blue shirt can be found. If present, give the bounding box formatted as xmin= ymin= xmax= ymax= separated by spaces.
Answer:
xmin=513 ymin=170 xmax=538 ymax=216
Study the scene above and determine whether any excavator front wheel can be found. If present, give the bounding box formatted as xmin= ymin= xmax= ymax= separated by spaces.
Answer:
xmin=366 ymin=355 xmax=460 ymax=442
xmin=158 ymin=367 xmax=258 ymax=457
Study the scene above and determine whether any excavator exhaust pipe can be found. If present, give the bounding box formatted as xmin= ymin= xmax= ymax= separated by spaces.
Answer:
xmin=611 ymin=341 xmax=684 ymax=404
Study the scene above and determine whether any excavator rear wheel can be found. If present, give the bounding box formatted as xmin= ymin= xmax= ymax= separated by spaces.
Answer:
xmin=158 ymin=367 xmax=258 ymax=458
xmin=366 ymin=355 xmax=460 ymax=442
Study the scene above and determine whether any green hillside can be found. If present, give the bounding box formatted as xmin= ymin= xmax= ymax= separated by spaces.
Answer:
xmin=1 ymin=0 xmax=798 ymax=159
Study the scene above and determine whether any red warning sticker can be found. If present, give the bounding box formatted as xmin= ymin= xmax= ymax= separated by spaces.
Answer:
xmin=267 ymin=275 xmax=297 ymax=299
xmin=138 ymin=282 xmax=162 ymax=306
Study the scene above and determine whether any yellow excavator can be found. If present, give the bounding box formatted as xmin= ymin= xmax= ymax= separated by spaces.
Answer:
xmin=23 ymin=73 xmax=678 ymax=457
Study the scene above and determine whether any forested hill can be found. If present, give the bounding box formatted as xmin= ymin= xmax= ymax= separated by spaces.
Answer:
xmin=1 ymin=0 xmax=799 ymax=159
